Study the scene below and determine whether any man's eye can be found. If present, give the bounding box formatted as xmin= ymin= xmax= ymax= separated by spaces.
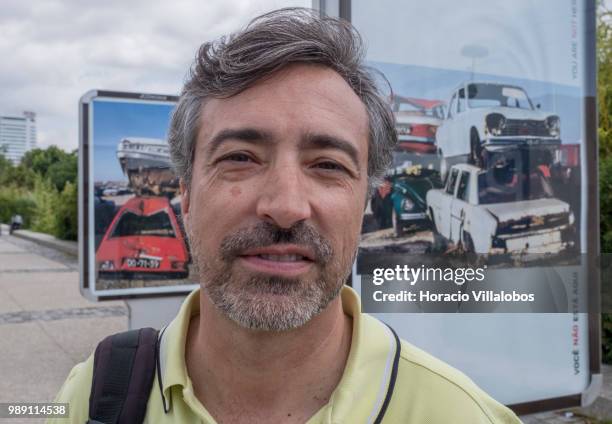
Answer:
xmin=315 ymin=161 xmax=347 ymax=172
xmin=220 ymin=153 xmax=253 ymax=163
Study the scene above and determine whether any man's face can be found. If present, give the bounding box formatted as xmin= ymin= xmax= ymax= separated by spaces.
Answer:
xmin=182 ymin=64 xmax=369 ymax=331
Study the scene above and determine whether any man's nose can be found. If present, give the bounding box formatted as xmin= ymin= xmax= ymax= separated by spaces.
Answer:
xmin=255 ymin=164 xmax=312 ymax=229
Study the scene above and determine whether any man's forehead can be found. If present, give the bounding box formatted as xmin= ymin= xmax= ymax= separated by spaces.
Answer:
xmin=196 ymin=64 xmax=369 ymax=150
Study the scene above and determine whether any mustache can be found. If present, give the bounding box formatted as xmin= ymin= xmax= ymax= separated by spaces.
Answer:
xmin=219 ymin=221 xmax=333 ymax=264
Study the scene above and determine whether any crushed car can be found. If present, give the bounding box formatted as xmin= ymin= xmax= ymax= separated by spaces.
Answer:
xmin=435 ymin=82 xmax=561 ymax=177
xmin=96 ymin=196 xmax=189 ymax=279
xmin=392 ymin=95 xmax=444 ymax=155
xmin=371 ymin=149 xmax=443 ymax=237
xmin=426 ymin=163 xmax=575 ymax=255
xmin=390 ymin=166 xmax=443 ymax=237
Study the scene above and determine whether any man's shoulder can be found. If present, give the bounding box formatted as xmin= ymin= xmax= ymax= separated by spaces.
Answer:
xmin=50 ymin=328 xmax=163 ymax=424
xmin=48 ymin=355 xmax=94 ymax=423
xmin=342 ymin=312 xmax=521 ymax=422
xmin=393 ymin=337 xmax=521 ymax=423
xmin=397 ymin=337 xmax=483 ymax=394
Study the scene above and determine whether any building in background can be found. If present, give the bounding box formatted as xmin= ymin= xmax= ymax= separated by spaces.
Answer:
xmin=0 ymin=111 xmax=37 ymax=163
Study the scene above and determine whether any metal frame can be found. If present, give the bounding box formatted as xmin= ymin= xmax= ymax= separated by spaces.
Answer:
xmin=315 ymin=0 xmax=350 ymax=20
xmin=78 ymin=89 xmax=198 ymax=301
xmin=320 ymin=0 xmax=602 ymax=415
xmin=583 ymin=0 xmax=602 ymax=407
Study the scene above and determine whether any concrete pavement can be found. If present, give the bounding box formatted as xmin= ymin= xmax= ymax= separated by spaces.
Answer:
xmin=521 ymin=365 xmax=612 ymax=423
xmin=0 ymin=231 xmax=126 ymax=423
xmin=9 ymin=228 xmax=78 ymax=257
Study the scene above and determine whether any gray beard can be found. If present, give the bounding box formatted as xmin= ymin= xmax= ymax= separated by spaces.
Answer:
xmin=187 ymin=221 xmax=351 ymax=332
xmin=202 ymin=271 xmax=344 ymax=331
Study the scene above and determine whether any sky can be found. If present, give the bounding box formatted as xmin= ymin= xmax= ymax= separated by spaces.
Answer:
xmin=355 ymin=0 xmax=594 ymax=87
xmin=0 ymin=0 xmax=605 ymax=153
xmin=92 ymin=99 xmax=175 ymax=181
xmin=0 ymin=0 xmax=309 ymax=152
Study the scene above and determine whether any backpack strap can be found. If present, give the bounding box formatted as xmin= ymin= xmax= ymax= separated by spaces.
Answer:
xmin=372 ymin=323 xmax=401 ymax=424
xmin=88 ymin=327 xmax=159 ymax=424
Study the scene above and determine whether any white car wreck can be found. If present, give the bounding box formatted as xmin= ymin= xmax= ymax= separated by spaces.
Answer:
xmin=435 ymin=82 xmax=561 ymax=177
xmin=426 ymin=164 xmax=574 ymax=255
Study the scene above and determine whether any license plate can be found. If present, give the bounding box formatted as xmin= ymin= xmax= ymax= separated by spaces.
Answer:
xmin=124 ymin=258 xmax=160 ymax=269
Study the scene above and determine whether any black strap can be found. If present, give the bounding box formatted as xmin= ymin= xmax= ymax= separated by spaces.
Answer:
xmin=373 ymin=324 xmax=401 ymax=424
xmin=155 ymin=326 xmax=170 ymax=413
xmin=88 ymin=328 xmax=159 ymax=424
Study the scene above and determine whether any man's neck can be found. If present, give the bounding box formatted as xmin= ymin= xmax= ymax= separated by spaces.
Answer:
xmin=185 ymin=291 xmax=353 ymax=424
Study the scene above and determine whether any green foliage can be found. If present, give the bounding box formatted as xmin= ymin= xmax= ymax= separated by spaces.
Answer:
xmin=24 ymin=176 xmax=77 ymax=241
xmin=0 ymin=186 xmax=36 ymax=227
xmin=598 ymin=8 xmax=612 ymax=158
xmin=22 ymin=146 xmax=68 ymax=176
xmin=602 ymin=156 xmax=612 ymax=253
xmin=603 ymin=314 xmax=612 ymax=364
xmin=0 ymin=164 xmax=37 ymax=190
xmin=54 ymin=182 xmax=78 ymax=241
xmin=600 ymin=4 xmax=612 ymax=364
xmin=46 ymin=153 xmax=77 ymax=191
xmin=0 ymin=154 xmax=12 ymax=176
xmin=0 ymin=147 xmax=78 ymax=240
xmin=30 ymin=175 xmax=59 ymax=235
xmin=19 ymin=146 xmax=77 ymax=191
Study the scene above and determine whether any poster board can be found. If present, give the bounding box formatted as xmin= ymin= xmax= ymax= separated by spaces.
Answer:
xmin=79 ymin=90 xmax=198 ymax=300
xmin=317 ymin=0 xmax=601 ymax=413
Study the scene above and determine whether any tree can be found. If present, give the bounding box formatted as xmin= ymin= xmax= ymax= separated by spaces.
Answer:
xmin=0 ymin=153 xmax=12 ymax=176
xmin=599 ymin=4 xmax=612 ymax=253
xmin=598 ymin=6 xmax=612 ymax=158
xmin=46 ymin=153 xmax=77 ymax=191
xmin=0 ymin=187 xmax=36 ymax=226
xmin=0 ymin=164 xmax=37 ymax=190
xmin=22 ymin=146 xmax=64 ymax=176
xmin=598 ymin=2 xmax=612 ymax=364
xmin=602 ymin=157 xmax=612 ymax=251
xmin=17 ymin=146 xmax=77 ymax=191
xmin=54 ymin=181 xmax=78 ymax=240
xmin=30 ymin=175 xmax=58 ymax=235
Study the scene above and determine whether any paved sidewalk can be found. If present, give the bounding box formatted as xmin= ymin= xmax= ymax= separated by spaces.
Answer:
xmin=10 ymin=228 xmax=78 ymax=257
xmin=0 ymin=233 xmax=127 ymax=423
xmin=521 ymin=365 xmax=612 ymax=423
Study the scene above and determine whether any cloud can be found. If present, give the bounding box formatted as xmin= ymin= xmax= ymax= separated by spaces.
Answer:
xmin=4 ymin=0 xmax=599 ymax=153
xmin=0 ymin=0 xmax=310 ymax=151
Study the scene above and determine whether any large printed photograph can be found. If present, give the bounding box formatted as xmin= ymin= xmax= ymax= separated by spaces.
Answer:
xmin=350 ymin=0 xmax=592 ymax=405
xmin=90 ymin=98 xmax=195 ymax=291
xmin=356 ymin=2 xmax=583 ymax=274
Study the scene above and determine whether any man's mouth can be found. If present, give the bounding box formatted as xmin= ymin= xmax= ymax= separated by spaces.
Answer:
xmin=255 ymin=254 xmax=309 ymax=262
xmin=238 ymin=245 xmax=315 ymax=276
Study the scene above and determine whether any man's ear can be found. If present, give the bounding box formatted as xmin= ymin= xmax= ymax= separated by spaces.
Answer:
xmin=180 ymin=179 xmax=190 ymax=222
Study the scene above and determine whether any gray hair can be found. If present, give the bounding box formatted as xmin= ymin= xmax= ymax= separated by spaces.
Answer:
xmin=168 ymin=7 xmax=397 ymax=194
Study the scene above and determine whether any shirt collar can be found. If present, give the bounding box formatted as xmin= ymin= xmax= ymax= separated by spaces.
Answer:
xmin=325 ymin=287 xmax=398 ymax=422
xmin=159 ymin=287 xmax=200 ymax=400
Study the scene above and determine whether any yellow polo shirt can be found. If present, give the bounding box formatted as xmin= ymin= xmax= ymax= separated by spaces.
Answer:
xmin=51 ymin=287 xmax=521 ymax=423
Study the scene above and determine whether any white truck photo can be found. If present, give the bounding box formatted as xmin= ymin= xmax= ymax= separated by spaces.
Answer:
xmin=426 ymin=164 xmax=575 ymax=255
xmin=435 ymin=82 xmax=561 ymax=178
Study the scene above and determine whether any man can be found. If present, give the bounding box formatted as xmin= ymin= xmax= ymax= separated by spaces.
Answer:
xmin=10 ymin=213 xmax=23 ymax=234
xmin=54 ymin=8 xmax=521 ymax=423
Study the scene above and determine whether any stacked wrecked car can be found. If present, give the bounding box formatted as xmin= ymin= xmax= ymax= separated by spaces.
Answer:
xmin=368 ymin=82 xmax=579 ymax=258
